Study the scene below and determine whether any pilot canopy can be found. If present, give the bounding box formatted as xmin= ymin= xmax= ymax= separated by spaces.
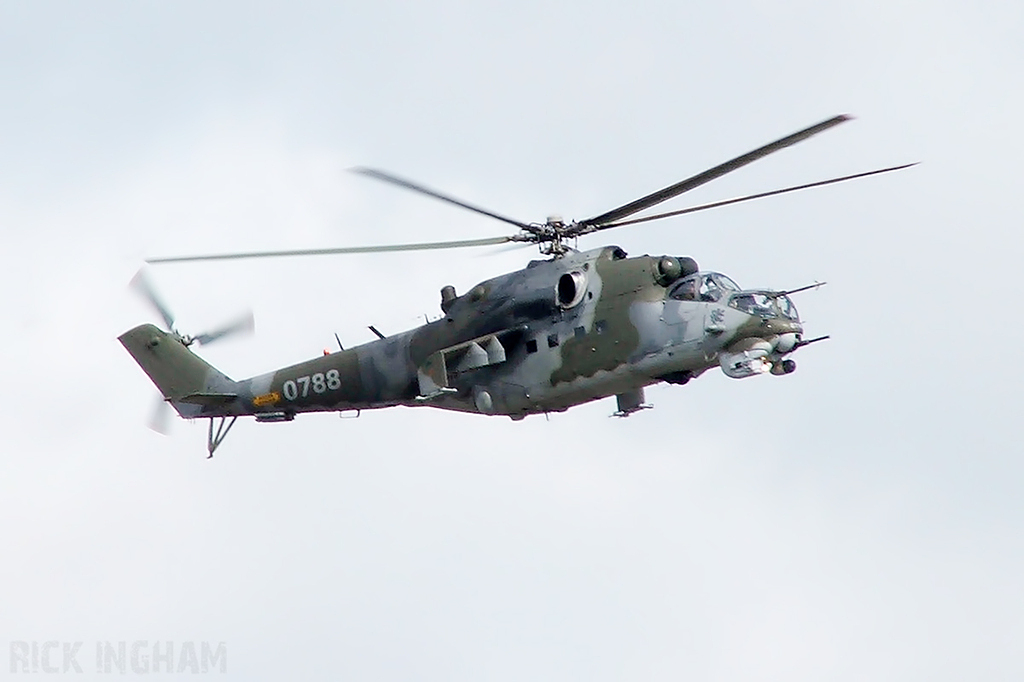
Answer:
xmin=667 ymin=272 xmax=740 ymax=303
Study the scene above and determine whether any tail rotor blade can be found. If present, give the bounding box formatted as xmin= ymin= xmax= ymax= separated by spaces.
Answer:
xmin=148 ymin=397 xmax=173 ymax=435
xmin=129 ymin=269 xmax=176 ymax=331
xmin=193 ymin=311 xmax=256 ymax=346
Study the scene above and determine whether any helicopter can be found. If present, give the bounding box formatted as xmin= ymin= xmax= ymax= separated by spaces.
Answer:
xmin=120 ymin=114 xmax=913 ymax=456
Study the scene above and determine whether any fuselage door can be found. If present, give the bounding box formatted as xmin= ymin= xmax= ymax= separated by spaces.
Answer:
xmin=665 ymin=275 xmax=707 ymax=350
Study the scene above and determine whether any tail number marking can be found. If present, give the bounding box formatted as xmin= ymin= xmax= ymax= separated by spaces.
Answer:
xmin=282 ymin=370 xmax=342 ymax=401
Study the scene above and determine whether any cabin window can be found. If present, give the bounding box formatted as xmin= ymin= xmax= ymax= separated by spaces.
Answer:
xmin=547 ymin=333 xmax=560 ymax=348
xmin=730 ymin=292 xmax=775 ymax=317
xmin=526 ymin=339 xmax=538 ymax=354
xmin=777 ymin=295 xmax=799 ymax=321
xmin=670 ymin=277 xmax=698 ymax=301
xmin=713 ymin=274 xmax=740 ymax=291
xmin=574 ymin=326 xmax=586 ymax=338
xmin=698 ymin=274 xmax=723 ymax=302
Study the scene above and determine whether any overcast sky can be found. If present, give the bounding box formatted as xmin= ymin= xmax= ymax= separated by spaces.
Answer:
xmin=2 ymin=1 xmax=1023 ymax=680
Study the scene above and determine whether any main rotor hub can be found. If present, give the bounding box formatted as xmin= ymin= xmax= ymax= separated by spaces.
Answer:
xmin=530 ymin=217 xmax=578 ymax=257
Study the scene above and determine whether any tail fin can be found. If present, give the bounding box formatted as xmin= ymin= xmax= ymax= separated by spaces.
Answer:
xmin=119 ymin=324 xmax=237 ymax=416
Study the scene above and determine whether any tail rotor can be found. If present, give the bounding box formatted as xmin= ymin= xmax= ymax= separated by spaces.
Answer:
xmin=129 ymin=270 xmax=255 ymax=348
xmin=128 ymin=269 xmax=254 ymax=434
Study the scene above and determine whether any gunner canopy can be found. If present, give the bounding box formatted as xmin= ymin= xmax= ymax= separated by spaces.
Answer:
xmin=729 ymin=292 xmax=799 ymax=320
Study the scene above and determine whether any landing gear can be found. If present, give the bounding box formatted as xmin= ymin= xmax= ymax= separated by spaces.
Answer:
xmin=206 ymin=416 xmax=237 ymax=458
xmin=612 ymin=388 xmax=653 ymax=418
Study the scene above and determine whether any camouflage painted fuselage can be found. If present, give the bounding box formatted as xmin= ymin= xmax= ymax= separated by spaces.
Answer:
xmin=120 ymin=246 xmax=806 ymax=422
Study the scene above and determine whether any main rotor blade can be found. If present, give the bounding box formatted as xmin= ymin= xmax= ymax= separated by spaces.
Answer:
xmin=579 ymin=115 xmax=853 ymax=227
xmin=129 ymin=269 xmax=176 ymax=330
xmin=147 ymin=236 xmax=516 ymax=264
xmin=352 ymin=167 xmax=535 ymax=231
xmin=595 ymin=163 xmax=918 ymax=230
xmin=193 ymin=311 xmax=256 ymax=346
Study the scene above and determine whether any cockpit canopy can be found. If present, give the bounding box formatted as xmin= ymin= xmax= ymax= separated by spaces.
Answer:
xmin=729 ymin=291 xmax=799 ymax=321
xmin=668 ymin=273 xmax=800 ymax=321
xmin=668 ymin=272 xmax=740 ymax=303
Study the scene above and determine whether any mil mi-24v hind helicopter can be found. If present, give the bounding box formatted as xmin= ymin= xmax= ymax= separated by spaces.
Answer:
xmin=120 ymin=114 xmax=914 ymax=456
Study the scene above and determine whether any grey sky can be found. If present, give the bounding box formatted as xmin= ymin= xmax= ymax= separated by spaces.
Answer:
xmin=1 ymin=1 xmax=1022 ymax=679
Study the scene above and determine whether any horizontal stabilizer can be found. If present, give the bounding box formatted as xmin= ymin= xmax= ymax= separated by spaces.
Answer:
xmin=176 ymin=392 xmax=239 ymax=406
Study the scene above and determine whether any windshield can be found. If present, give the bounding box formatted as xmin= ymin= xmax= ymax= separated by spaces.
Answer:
xmin=713 ymin=274 xmax=740 ymax=291
xmin=777 ymin=294 xmax=799 ymax=320
xmin=697 ymin=273 xmax=739 ymax=302
xmin=670 ymin=273 xmax=741 ymax=303
xmin=729 ymin=292 xmax=800 ymax=320
xmin=669 ymin=276 xmax=698 ymax=301
xmin=729 ymin=292 xmax=777 ymax=317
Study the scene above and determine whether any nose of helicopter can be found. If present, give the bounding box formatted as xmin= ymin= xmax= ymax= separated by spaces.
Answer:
xmin=760 ymin=318 xmax=803 ymax=353
xmin=767 ymin=317 xmax=803 ymax=336
xmin=773 ymin=328 xmax=802 ymax=353
xmin=718 ymin=311 xmax=806 ymax=380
